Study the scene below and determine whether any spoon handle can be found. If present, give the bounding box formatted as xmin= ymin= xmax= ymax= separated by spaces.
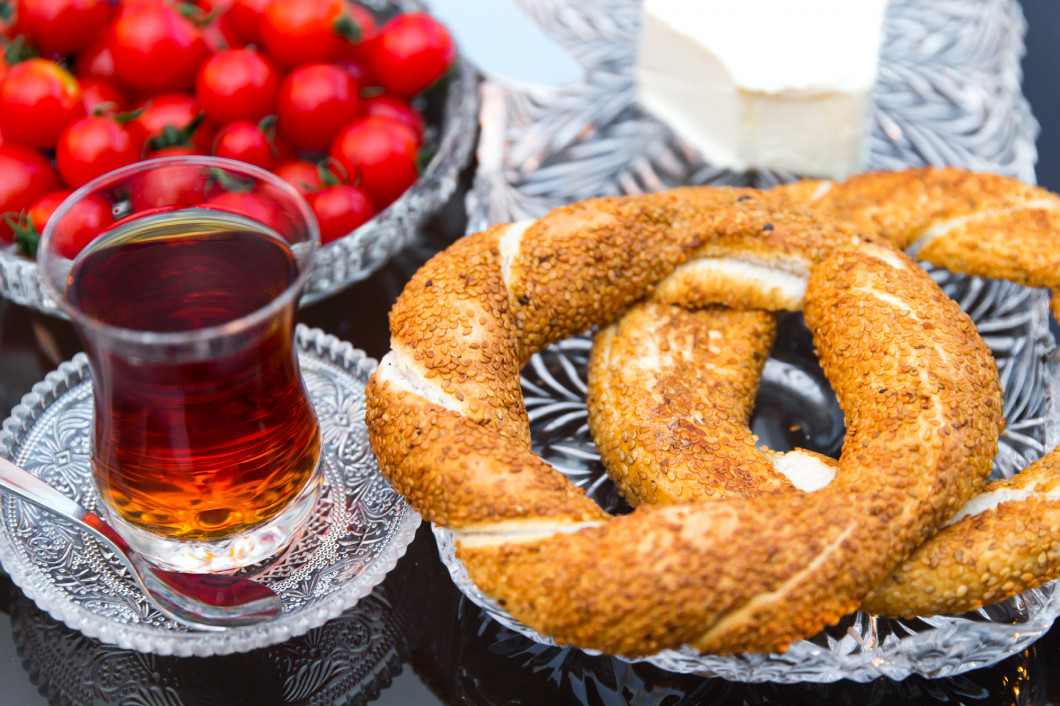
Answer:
xmin=0 ymin=454 xmax=280 ymax=629
xmin=0 ymin=455 xmax=134 ymax=557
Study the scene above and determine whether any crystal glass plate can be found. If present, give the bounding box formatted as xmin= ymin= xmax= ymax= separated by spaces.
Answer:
xmin=0 ymin=326 xmax=421 ymax=657
xmin=435 ymin=278 xmax=1060 ymax=682
xmin=439 ymin=0 xmax=1059 ymax=684
xmin=10 ymin=563 xmax=412 ymax=705
xmin=0 ymin=0 xmax=480 ymax=315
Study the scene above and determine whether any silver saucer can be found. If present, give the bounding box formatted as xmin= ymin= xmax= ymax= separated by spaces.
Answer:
xmin=0 ymin=325 xmax=421 ymax=657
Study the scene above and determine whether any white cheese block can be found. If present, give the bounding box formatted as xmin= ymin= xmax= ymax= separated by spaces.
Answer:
xmin=635 ymin=0 xmax=888 ymax=179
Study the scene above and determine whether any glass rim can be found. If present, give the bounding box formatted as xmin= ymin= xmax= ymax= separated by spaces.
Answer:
xmin=38 ymin=155 xmax=321 ymax=347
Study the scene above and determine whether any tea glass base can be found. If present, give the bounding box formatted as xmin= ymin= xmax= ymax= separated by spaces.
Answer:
xmin=101 ymin=466 xmax=323 ymax=574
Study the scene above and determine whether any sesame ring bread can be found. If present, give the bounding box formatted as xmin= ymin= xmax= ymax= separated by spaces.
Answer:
xmin=363 ymin=167 xmax=1048 ymax=656
xmin=589 ymin=167 xmax=1060 ymax=623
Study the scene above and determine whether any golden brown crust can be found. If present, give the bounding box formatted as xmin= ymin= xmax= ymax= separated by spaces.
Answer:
xmin=863 ymin=450 xmax=1060 ymax=616
xmin=364 ymin=166 xmax=1052 ymax=657
xmin=389 ymin=227 xmax=531 ymax=446
xmin=365 ymin=377 xmax=607 ymax=529
xmin=588 ymin=303 xmax=787 ymax=504
xmin=802 ymin=166 xmax=1059 ymax=248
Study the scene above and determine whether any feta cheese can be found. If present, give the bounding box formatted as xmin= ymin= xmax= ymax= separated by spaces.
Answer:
xmin=635 ymin=0 xmax=888 ymax=179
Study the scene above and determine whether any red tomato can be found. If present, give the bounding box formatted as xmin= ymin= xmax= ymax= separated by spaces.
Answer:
xmin=260 ymin=0 xmax=348 ymax=68
xmin=329 ymin=116 xmax=419 ymax=209
xmin=0 ymin=59 xmax=84 ymax=148
xmin=106 ymin=3 xmax=210 ymax=93
xmin=26 ymin=190 xmax=70 ymax=231
xmin=0 ymin=144 xmax=60 ymax=243
xmin=143 ymin=144 xmax=201 ymax=160
xmin=195 ymin=49 xmax=279 ymax=125
xmin=129 ymin=153 xmax=208 ymax=210
xmin=80 ymin=78 xmax=131 ymax=115
xmin=74 ymin=37 xmax=118 ymax=81
xmin=17 ymin=0 xmax=114 ymax=57
xmin=128 ymin=94 xmax=216 ymax=154
xmin=363 ymin=94 xmax=425 ymax=144
xmin=336 ymin=2 xmax=378 ymax=63
xmin=30 ymin=190 xmax=113 ymax=259
xmin=56 ymin=116 xmax=141 ymax=188
xmin=26 ymin=191 xmax=69 ymax=231
xmin=334 ymin=58 xmax=377 ymax=89
xmin=196 ymin=0 xmax=234 ymax=14
xmin=0 ymin=4 xmax=16 ymax=40
xmin=276 ymin=63 xmax=360 ymax=151
xmin=212 ymin=120 xmax=275 ymax=170
xmin=273 ymin=160 xmax=324 ymax=198
xmin=310 ymin=184 xmax=373 ymax=243
xmin=201 ymin=14 xmax=241 ymax=53
xmin=204 ymin=190 xmax=287 ymax=234
xmin=370 ymin=13 xmax=454 ymax=98
xmin=223 ymin=0 xmax=271 ymax=46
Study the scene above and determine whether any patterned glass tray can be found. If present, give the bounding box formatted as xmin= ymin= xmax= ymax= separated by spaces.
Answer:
xmin=9 ymin=565 xmax=411 ymax=705
xmin=439 ymin=0 xmax=1060 ymax=684
xmin=0 ymin=326 xmax=421 ymax=657
xmin=0 ymin=0 xmax=480 ymax=315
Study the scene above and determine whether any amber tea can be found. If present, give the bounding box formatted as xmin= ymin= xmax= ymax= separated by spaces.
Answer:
xmin=68 ymin=209 xmax=321 ymax=545
xmin=39 ymin=157 xmax=323 ymax=573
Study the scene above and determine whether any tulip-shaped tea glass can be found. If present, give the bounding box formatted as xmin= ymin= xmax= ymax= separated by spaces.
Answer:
xmin=38 ymin=156 xmax=322 ymax=574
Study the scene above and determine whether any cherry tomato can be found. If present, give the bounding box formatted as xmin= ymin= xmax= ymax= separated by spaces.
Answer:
xmin=53 ymin=197 xmax=112 ymax=257
xmin=223 ymin=0 xmax=271 ymax=46
xmin=0 ymin=144 xmax=60 ymax=243
xmin=276 ymin=63 xmax=360 ymax=151
xmin=143 ymin=144 xmax=201 ymax=160
xmin=329 ymin=116 xmax=419 ymax=210
xmin=128 ymin=94 xmax=216 ymax=154
xmin=310 ymin=184 xmax=373 ymax=243
xmin=260 ymin=0 xmax=349 ymax=68
xmin=56 ymin=116 xmax=141 ymax=188
xmin=30 ymin=190 xmax=113 ymax=259
xmin=195 ymin=49 xmax=279 ymax=125
xmin=335 ymin=58 xmax=377 ymax=89
xmin=273 ymin=160 xmax=324 ymax=198
xmin=336 ymin=2 xmax=377 ymax=63
xmin=106 ymin=3 xmax=210 ymax=93
xmin=129 ymin=152 xmax=208 ymax=210
xmin=17 ymin=0 xmax=114 ymax=57
xmin=195 ymin=0 xmax=234 ymax=14
xmin=80 ymin=78 xmax=131 ymax=115
xmin=204 ymin=190 xmax=287 ymax=235
xmin=0 ymin=3 xmax=16 ymax=40
xmin=370 ymin=13 xmax=454 ymax=98
xmin=201 ymin=14 xmax=241 ymax=53
xmin=363 ymin=94 xmax=425 ymax=144
xmin=0 ymin=59 xmax=84 ymax=148
xmin=74 ymin=36 xmax=118 ymax=81
xmin=212 ymin=119 xmax=275 ymax=170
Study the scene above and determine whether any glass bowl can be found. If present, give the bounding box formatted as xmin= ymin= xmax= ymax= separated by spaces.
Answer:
xmin=0 ymin=0 xmax=481 ymax=315
xmin=435 ymin=273 xmax=1060 ymax=682
xmin=446 ymin=0 xmax=1055 ymax=683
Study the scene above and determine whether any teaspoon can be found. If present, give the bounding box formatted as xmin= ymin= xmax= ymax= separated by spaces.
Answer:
xmin=0 ymin=456 xmax=281 ymax=630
